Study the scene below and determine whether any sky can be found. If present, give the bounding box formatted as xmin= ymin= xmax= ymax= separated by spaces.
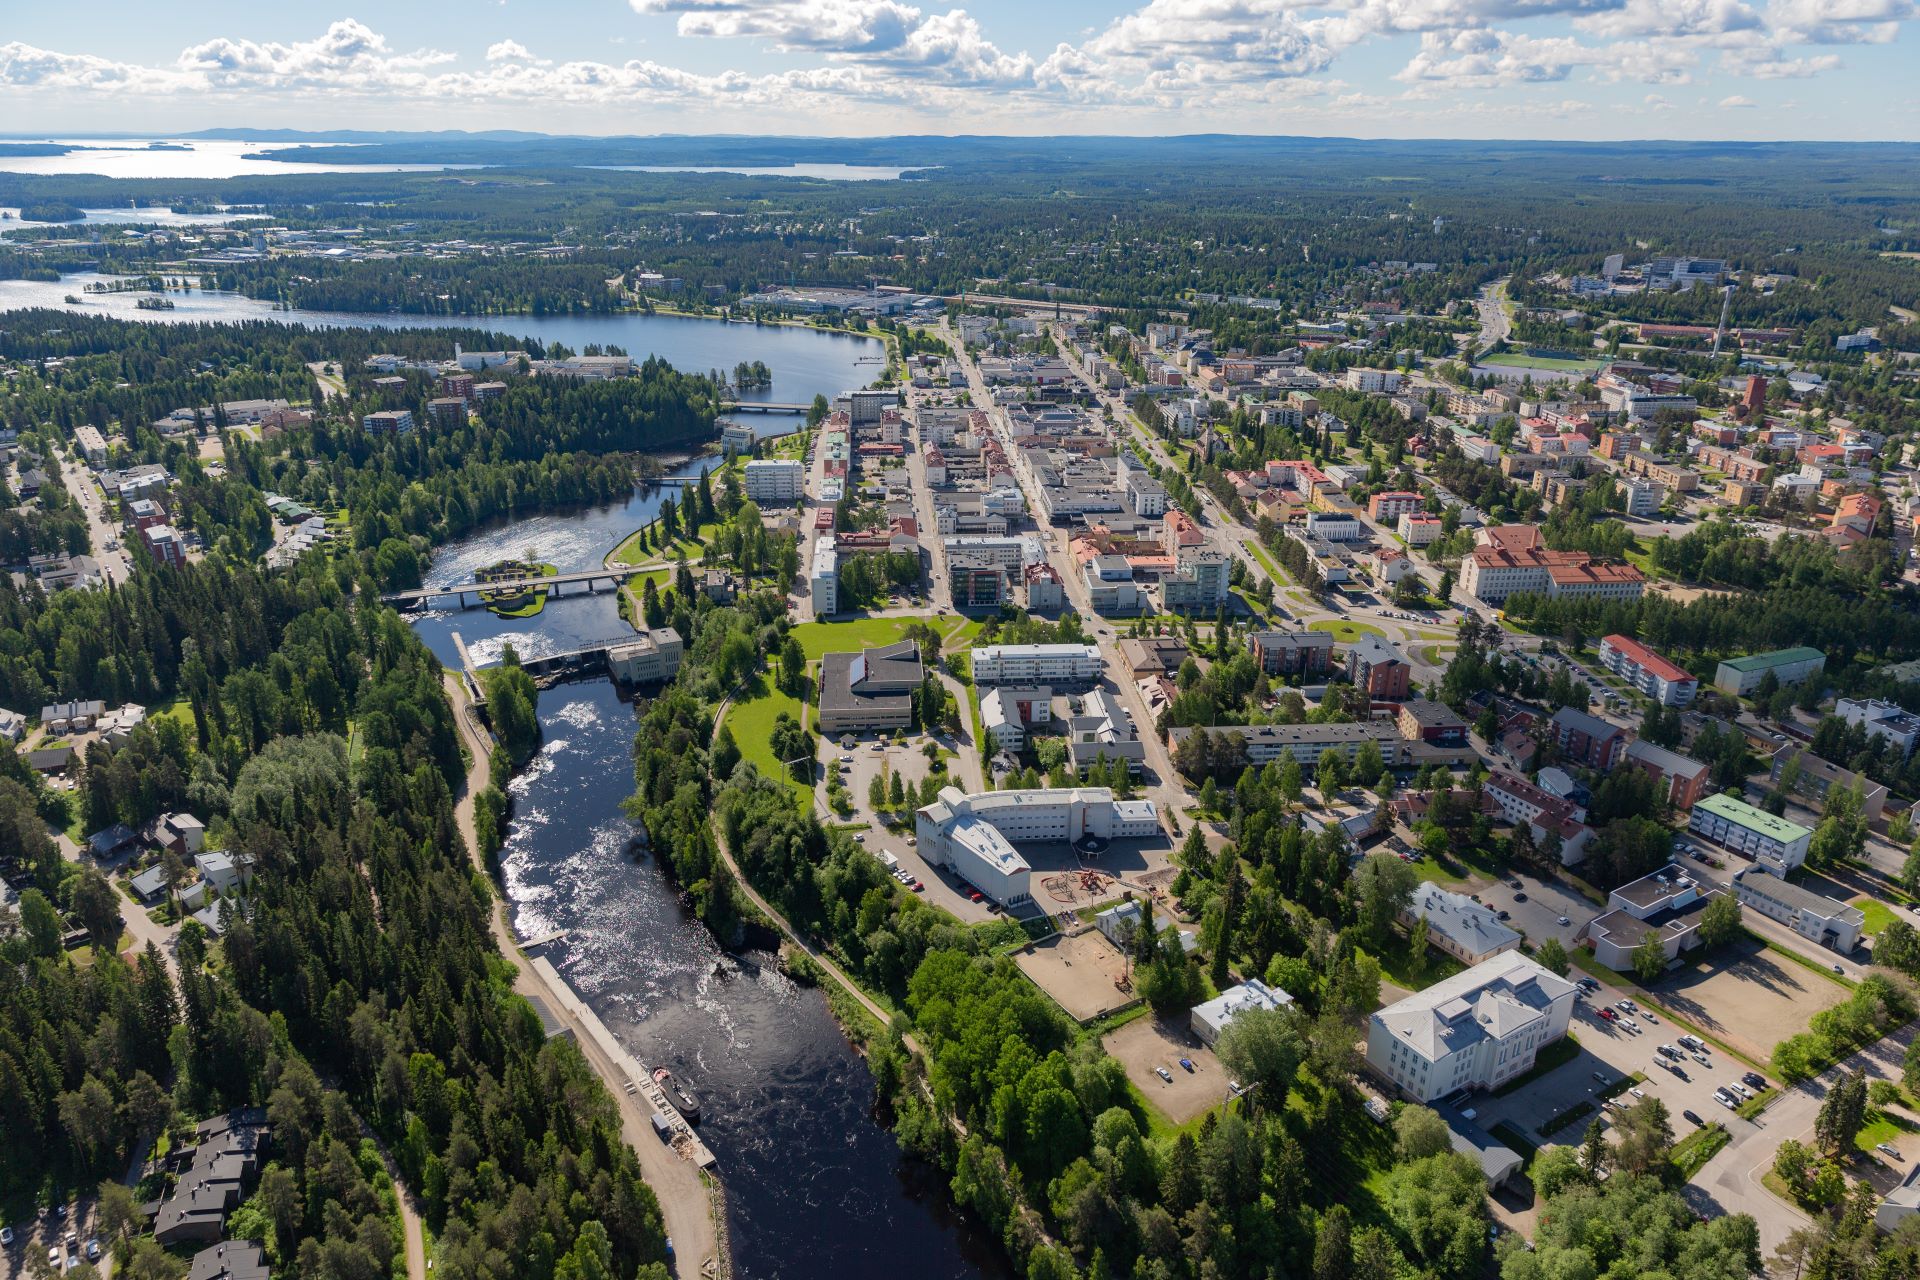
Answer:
xmin=1 ymin=0 xmax=1915 ymax=141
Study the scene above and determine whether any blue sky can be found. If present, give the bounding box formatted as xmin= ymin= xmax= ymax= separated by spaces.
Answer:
xmin=2 ymin=0 xmax=1914 ymax=140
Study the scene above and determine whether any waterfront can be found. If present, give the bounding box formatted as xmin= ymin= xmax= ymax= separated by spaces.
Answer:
xmin=0 ymin=138 xmax=478 ymax=177
xmin=495 ymin=681 xmax=1005 ymax=1280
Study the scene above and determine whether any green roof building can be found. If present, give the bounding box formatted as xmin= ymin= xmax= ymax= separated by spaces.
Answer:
xmin=1713 ymin=647 xmax=1827 ymax=696
xmin=1688 ymin=792 xmax=1814 ymax=875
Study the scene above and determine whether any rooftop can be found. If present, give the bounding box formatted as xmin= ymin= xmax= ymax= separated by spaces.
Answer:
xmin=1733 ymin=868 xmax=1865 ymax=924
xmin=1719 ymin=647 xmax=1827 ymax=673
xmin=1694 ymin=793 xmax=1813 ymax=843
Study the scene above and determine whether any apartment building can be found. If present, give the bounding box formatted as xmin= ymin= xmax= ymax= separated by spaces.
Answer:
xmin=1400 ymin=513 xmax=1445 ymax=546
xmin=1367 ymin=952 xmax=1577 ymax=1103
xmin=1834 ymin=698 xmax=1920 ymax=759
xmin=810 ymin=536 xmax=838 ymax=616
xmin=1367 ymin=491 xmax=1425 ymax=523
xmin=1621 ymin=739 xmax=1710 ymax=809
xmin=971 ymin=643 xmax=1103 ymax=685
xmin=1549 ymin=706 xmax=1627 ymax=770
xmin=1598 ymin=635 xmax=1698 ymax=707
xmin=1166 ymin=720 xmax=1409 ymax=768
xmin=744 ymin=459 xmax=806 ymax=505
xmin=1162 ymin=548 xmax=1230 ymax=611
xmin=979 ymin=686 xmax=1052 ymax=752
xmin=1347 ymin=635 xmax=1412 ymax=701
xmin=1247 ymin=630 xmax=1337 ymax=677
xmin=1484 ymin=770 xmax=1595 ymax=864
xmin=1687 ymin=793 xmax=1813 ymax=875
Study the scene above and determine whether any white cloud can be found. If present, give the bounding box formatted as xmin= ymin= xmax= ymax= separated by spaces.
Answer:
xmin=634 ymin=0 xmax=923 ymax=52
xmin=1574 ymin=0 xmax=1760 ymax=39
xmin=1719 ymin=46 xmax=1841 ymax=74
xmin=1720 ymin=92 xmax=1757 ymax=104
xmin=485 ymin=40 xmax=546 ymax=63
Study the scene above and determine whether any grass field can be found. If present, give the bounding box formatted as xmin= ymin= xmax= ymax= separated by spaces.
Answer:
xmin=1308 ymin=619 xmax=1386 ymax=643
xmin=1480 ymin=351 xmax=1605 ymax=372
xmin=1857 ymin=1108 xmax=1920 ymax=1154
xmin=789 ymin=614 xmax=980 ymax=660
xmin=1247 ymin=541 xmax=1294 ymax=587
xmin=724 ymin=680 xmax=812 ymax=805
xmin=1852 ymin=896 xmax=1899 ymax=937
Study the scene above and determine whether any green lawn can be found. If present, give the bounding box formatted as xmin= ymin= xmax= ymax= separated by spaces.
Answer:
xmin=1852 ymin=896 xmax=1898 ymax=937
xmin=723 ymin=681 xmax=812 ymax=806
xmin=789 ymin=615 xmax=980 ymax=660
xmin=1308 ymin=619 xmax=1386 ymax=643
xmin=1246 ymin=541 xmax=1294 ymax=586
xmin=1857 ymin=1109 xmax=1920 ymax=1154
xmin=1480 ymin=351 xmax=1605 ymax=372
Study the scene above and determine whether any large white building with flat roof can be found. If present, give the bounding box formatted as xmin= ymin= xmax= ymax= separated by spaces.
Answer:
xmin=1367 ymin=952 xmax=1577 ymax=1103
xmin=914 ymin=786 xmax=1159 ymax=908
xmin=971 ymin=643 xmax=1103 ymax=685
xmin=743 ymin=459 xmax=805 ymax=505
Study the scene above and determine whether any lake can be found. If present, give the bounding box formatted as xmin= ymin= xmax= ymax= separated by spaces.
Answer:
xmin=0 ymin=138 xmax=479 ymax=178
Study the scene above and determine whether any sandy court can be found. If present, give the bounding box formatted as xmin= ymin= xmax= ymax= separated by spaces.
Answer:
xmin=1013 ymin=929 xmax=1139 ymax=1022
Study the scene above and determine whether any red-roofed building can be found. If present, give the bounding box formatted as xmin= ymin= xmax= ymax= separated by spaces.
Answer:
xmin=1367 ymin=490 xmax=1425 ymax=522
xmin=1598 ymin=635 xmax=1697 ymax=706
xmin=1462 ymin=526 xmax=1644 ymax=604
xmin=1831 ymin=492 xmax=1883 ymax=537
xmin=1162 ymin=509 xmax=1205 ymax=555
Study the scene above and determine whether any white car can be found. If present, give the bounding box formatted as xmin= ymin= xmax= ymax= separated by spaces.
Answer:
xmin=1556 ymin=915 xmax=1571 ymax=926
xmin=1629 ymin=1087 xmax=1645 ymax=1099
xmin=1642 ymin=1012 xmax=1659 ymax=1024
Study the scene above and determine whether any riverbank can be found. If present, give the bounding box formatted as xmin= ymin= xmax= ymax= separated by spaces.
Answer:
xmin=441 ymin=672 xmax=728 ymax=1278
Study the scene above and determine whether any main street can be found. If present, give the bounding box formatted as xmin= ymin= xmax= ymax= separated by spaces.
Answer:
xmin=56 ymin=447 xmax=133 ymax=586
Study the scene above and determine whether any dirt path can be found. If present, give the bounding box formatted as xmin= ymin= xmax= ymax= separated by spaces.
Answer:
xmin=442 ymin=673 xmax=723 ymax=1278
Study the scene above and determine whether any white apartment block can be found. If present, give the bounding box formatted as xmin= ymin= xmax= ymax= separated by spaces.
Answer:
xmin=1622 ymin=481 xmax=1663 ymax=516
xmin=1688 ymin=794 xmax=1813 ymax=876
xmin=1368 ymin=952 xmax=1577 ymax=1103
xmin=1345 ymin=367 xmax=1404 ymax=394
xmin=743 ymin=459 xmax=805 ymax=505
xmin=971 ymin=643 xmax=1103 ymax=685
xmin=1162 ymin=549 xmax=1230 ymax=611
xmin=809 ymin=537 xmax=838 ymax=616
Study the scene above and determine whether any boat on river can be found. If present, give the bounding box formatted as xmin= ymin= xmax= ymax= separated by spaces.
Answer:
xmin=653 ymin=1067 xmax=701 ymax=1123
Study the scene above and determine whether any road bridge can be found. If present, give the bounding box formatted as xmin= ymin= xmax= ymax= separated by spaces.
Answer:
xmin=383 ymin=567 xmax=633 ymax=607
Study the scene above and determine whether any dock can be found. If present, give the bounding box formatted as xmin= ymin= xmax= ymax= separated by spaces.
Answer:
xmin=531 ymin=955 xmax=717 ymax=1170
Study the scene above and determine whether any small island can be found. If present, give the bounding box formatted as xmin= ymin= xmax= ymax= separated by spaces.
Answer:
xmin=475 ymin=556 xmax=559 ymax=618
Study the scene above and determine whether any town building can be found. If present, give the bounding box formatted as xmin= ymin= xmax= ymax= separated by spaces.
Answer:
xmin=362 ymin=409 xmax=414 ymax=435
xmin=1597 ymin=635 xmax=1698 ymax=706
xmin=41 ymin=699 xmax=105 ymax=733
xmin=1732 ymin=869 xmax=1864 ymax=954
xmin=1768 ymin=748 xmax=1889 ymax=823
xmin=981 ymin=686 xmax=1052 ymax=753
xmin=949 ymin=556 xmax=1008 ymax=611
xmin=1247 ymin=630 xmax=1336 ymax=677
xmin=74 ymin=424 xmax=109 ymax=466
xmin=1834 ymin=698 xmax=1920 ymax=759
xmin=818 ymin=642 xmax=924 ymax=735
xmin=1622 ymin=739 xmax=1710 ymax=809
xmin=1713 ymin=647 xmax=1827 ymax=696
xmin=914 ymin=786 xmax=1159 ymax=908
xmin=743 ymin=459 xmax=805 ymax=505
xmin=1161 ymin=548 xmax=1230 ymax=611
xmin=1584 ymin=864 xmax=1726 ymax=970
xmin=1066 ymin=688 xmax=1145 ymax=774
xmin=1401 ymin=881 xmax=1521 ymax=965
xmin=150 ymin=1109 xmax=271 ymax=1246
xmin=1399 ymin=513 xmax=1445 ymax=547
xmin=1622 ymin=480 xmax=1663 ymax=516
xmin=1483 ymin=770 xmax=1595 ymax=864
xmin=141 ymin=523 xmax=187 ymax=568
xmin=972 ymin=643 xmax=1103 ymax=685
xmin=1167 ymin=720 xmax=1410 ymax=768
xmin=187 ymin=1240 xmax=270 ymax=1280
xmin=1460 ymin=525 xmax=1644 ymax=604
xmin=607 ymin=629 xmax=684 ymax=684
xmin=1022 ymin=562 xmax=1066 ymax=612
xmin=1191 ymin=979 xmax=1294 ymax=1046
xmin=1367 ymin=952 xmax=1577 ymax=1103
xmin=1687 ymin=793 xmax=1813 ymax=875
xmin=1548 ymin=706 xmax=1627 ymax=770
xmin=1396 ymin=699 xmax=1468 ymax=746
xmin=809 ymin=536 xmax=838 ymax=616
xmin=1120 ymin=635 xmax=1191 ymax=678
xmin=1347 ymin=635 xmax=1412 ymax=701
xmin=1367 ymin=491 xmax=1425 ymax=523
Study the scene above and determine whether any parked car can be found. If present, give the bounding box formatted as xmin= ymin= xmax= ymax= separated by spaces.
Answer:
xmin=1642 ymin=1011 xmax=1659 ymax=1024
xmin=1879 ymin=1143 xmax=1903 ymax=1160
xmin=1682 ymin=1109 xmax=1704 ymax=1126
xmin=1592 ymin=1071 xmax=1610 ymax=1084
xmin=1155 ymin=1066 xmax=1173 ymax=1083
xmin=1557 ymin=915 xmax=1572 ymax=926
xmin=1743 ymin=1072 xmax=1768 ymax=1091
xmin=1496 ymin=910 xmax=1511 ymax=921
xmin=1668 ymin=1064 xmax=1690 ymax=1080
xmin=1513 ymin=891 xmax=1527 ymax=902
xmin=1616 ymin=999 xmax=1638 ymax=1013
xmin=85 ymin=1241 xmax=100 ymax=1261
xmin=1179 ymin=1058 xmax=1195 ymax=1073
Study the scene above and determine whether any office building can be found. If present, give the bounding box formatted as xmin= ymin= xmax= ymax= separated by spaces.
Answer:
xmin=1687 ymin=793 xmax=1813 ymax=875
xmin=743 ymin=459 xmax=805 ymax=505
xmin=1401 ymin=881 xmax=1520 ymax=965
xmin=1367 ymin=953 xmax=1577 ymax=1103
xmin=1732 ymin=869 xmax=1864 ymax=954
xmin=972 ymin=643 xmax=1103 ymax=685
xmin=914 ymin=786 xmax=1159 ymax=908
xmin=1584 ymin=864 xmax=1725 ymax=971
xmin=818 ymin=642 xmax=924 ymax=735
xmin=1598 ymin=635 xmax=1698 ymax=707
xmin=1713 ymin=647 xmax=1827 ymax=696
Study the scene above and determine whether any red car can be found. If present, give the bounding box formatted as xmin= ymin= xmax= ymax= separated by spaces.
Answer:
xmin=968 ymin=890 xmax=984 ymax=903
xmin=1597 ymin=1007 xmax=1618 ymax=1022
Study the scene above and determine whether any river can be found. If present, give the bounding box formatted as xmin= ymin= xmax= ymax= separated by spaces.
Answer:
xmin=0 ymin=278 xmax=991 ymax=1275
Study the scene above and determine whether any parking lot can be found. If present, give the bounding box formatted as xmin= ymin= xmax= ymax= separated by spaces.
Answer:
xmin=1644 ymin=936 xmax=1846 ymax=1064
xmin=1102 ymin=1015 xmax=1226 ymax=1125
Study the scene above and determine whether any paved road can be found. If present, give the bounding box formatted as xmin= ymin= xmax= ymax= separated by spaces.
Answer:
xmin=56 ymin=449 xmax=134 ymax=585
xmin=53 ymin=832 xmax=182 ymax=976
xmin=442 ymin=675 xmax=719 ymax=1278
xmin=1473 ymin=277 xmax=1513 ymax=356
xmin=1689 ymin=1022 xmax=1916 ymax=1256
